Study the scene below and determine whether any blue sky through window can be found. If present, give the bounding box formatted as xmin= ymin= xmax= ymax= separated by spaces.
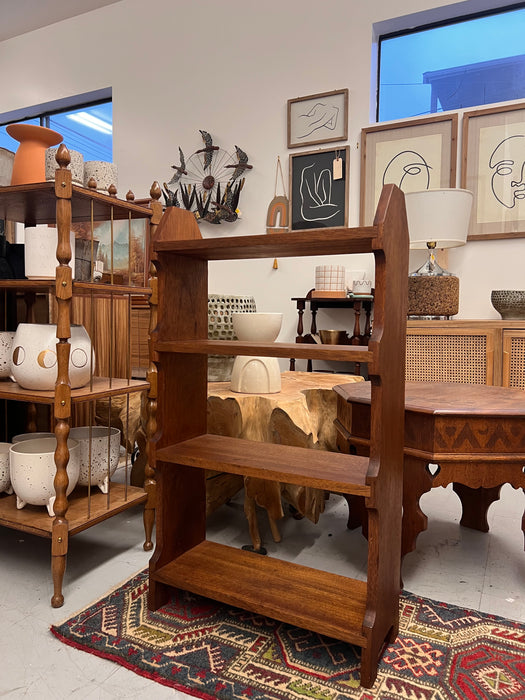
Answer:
xmin=378 ymin=6 xmax=525 ymax=121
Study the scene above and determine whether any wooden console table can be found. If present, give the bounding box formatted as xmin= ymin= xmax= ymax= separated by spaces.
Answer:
xmin=335 ymin=381 xmax=525 ymax=558
xmin=208 ymin=371 xmax=363 ymax=551
xmin=290 ymin=289 xmax=373 ymax=372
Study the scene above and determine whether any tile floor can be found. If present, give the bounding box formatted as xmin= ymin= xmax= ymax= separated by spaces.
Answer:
xmin=1 ymin=480 xmax=524 ymax=698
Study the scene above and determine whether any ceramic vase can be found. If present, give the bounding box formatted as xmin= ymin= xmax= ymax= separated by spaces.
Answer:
xmin=24 ymin=225 xmax=76 ymax=280
xmin=9 ymin=437 xmax=80 ymax=516
xmin=230 ymin=312 xmax=283 ymax=393
xmin=0 ymin=331 xmax=15 ymax=379
xmin=207 ymin=294 xmax=256 ymax=381
xmin=10 ymin=323 xmax=94 ymax=390
xmin=69 ymin=426 xmax=121 ymax=493
xmin=6 ymin=124 xmax=62 ymax=185
xmin=0 ymin=442 xmax=13 ymax=495
xmin=45 ymin=147 xmax=84 ymax=185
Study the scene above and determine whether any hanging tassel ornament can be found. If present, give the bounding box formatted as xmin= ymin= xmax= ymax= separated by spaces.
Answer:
xmin=266 ymin=156 xmax=289 ymax=269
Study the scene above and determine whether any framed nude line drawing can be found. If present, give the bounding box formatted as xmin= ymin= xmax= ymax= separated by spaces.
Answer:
xmin=360 ymin=114 xmax=458 ymax=226
xmin=288 ymin=89 xmax=348 ymax=149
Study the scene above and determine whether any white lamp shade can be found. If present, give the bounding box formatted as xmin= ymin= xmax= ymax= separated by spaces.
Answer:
xmin=405 ymin=188 xmax=473 ymax=249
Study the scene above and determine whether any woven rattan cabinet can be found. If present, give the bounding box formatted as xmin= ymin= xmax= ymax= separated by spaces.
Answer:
xmin=406 ymin=319 xmax=525 ymax=388
xmin=148 ymin=184 xmax=409 ymax=688
xmin=0 ymin=146 xmax=156 ymax=607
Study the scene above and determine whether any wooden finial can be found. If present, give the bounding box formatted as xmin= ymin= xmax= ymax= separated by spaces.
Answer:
xmin=108 ymin=184 xmax=117 ymax=197
xmin=126 ymin=190 xmax=135 ymax=201
xmin=150 ymin=181 xmax=162 ymax=201
xmin=56 ymin=143 xmax=71 ymax=168
xmin=87 ymin=177 xmax=97 ymax=190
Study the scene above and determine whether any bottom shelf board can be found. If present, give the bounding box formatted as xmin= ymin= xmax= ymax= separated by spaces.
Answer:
xmin=0 ymin=483 xmax=147 ymax=537
xmin=151 ymin=540 xmax=368 ymax=647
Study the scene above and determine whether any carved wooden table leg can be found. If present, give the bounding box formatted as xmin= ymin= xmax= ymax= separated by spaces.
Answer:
xmin=452 ymin=483 xmax=502 ymax=532
xmin=402 ymin=456 xmax=434 ymax=557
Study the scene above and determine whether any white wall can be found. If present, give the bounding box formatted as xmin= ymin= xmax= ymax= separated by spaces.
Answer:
xmin=1 ymin=0 xmax=524 ymax=361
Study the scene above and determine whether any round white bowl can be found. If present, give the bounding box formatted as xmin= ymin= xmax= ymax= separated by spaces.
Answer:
xmin=12 ymin=432 xmax=55 ymax=443
xmin=69 ymin=426 xmax=121 ymax=493
xmin=10 ymin=323 xmax=94 ymax=390
xmin=0 ymin=331 xmax=15 ymax=379
xmin=9 ymin=437 xmax=80 ymax=516
xmin=232 ymin=312 xmax=282 ymax=342
xmin=0 ymin=442 xmax=13 ymax=495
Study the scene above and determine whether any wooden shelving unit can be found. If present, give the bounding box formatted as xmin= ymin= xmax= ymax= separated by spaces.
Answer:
xmin=0 ymin=148 xmax=160 ymax=607
xmin=148 ymin=185 xmax=409 ymax=688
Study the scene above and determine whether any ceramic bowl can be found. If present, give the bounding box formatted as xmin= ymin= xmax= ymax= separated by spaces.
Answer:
xmin=0 ymin=331 xmax=15 ymax=379
xmin=12 ymin=432 xmax=56 ymax=443
xmin=9 ymin=437 xmax=80 ymax=516
xmin=10 ymin=323 xmax=94 ymax=390
xmin=491 ymin=290 xmax=525 ymax=320
xmin=0 ymin=442 xmax=13 ymax=495
xmin=69 ymin=426 xmax=121 ymax=493
xmin=45 ymin=147 xmax=84 ymax=185
xmin=83 ymin=160 xmax=118 ymax=193
xmin=232 ymin=312 xmax=282 ymax=342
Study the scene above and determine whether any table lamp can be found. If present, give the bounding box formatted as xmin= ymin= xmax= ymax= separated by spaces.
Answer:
xmin=405 ymin=188 xmax=473 ymax=318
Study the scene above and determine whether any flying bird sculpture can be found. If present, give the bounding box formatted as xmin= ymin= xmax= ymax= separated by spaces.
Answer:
xmin=225 ymin=145 xmax=253 ymax=181
xmin=196 ymin=130 xmax=219 ymax=170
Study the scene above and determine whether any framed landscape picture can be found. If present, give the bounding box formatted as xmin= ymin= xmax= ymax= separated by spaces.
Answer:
xmin=289 ymin=146 xmax=349 ymax=230
xmin=288 ymin=89 xmax=348 ymax=149
xmin=360 ymin=114 xmax=458 ymax=225
xmin=462 ymin=102 xmax=525 ymax=240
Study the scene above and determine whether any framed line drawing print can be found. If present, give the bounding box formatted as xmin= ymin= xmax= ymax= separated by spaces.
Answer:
xmin=289 ymin=146 xmax=349 ymax=230
xmin=287 ymin=89 xmax=348 ymax=149
xmin=462 ymin=102 xmax=525 ymax=240
xmin=360 ymin=114 xmax=458 ymax=225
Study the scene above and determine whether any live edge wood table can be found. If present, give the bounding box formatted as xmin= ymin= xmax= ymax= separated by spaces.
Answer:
xmin=334 ymin=381 xmax=525 ymax=558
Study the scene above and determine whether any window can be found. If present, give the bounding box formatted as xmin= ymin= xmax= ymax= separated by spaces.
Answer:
xmin=378 ymin=4 xmax=525 ymax=122
xmin=0 ymin=98 xmax=112 ymax=162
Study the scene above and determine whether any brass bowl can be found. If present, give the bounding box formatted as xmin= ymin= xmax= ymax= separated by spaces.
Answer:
xmin=491 ymin=290 xmax=525 ymax=320
xmin=319 ymin=329 xmax=348 ymax=344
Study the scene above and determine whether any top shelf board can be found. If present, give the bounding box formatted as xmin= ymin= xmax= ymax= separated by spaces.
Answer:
xmin=0 ymin=183 xmax=153 ymax=225
xmin=154 ymin=227 xmax=379 ymax=261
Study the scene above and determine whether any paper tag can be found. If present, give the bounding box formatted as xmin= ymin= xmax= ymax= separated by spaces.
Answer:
xmin=333 ymin=157 xmax=343 ymax=180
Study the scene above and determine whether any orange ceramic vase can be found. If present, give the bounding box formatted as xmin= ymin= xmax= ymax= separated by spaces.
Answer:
xmin=7 ymin=124 xmax=63 ymax=185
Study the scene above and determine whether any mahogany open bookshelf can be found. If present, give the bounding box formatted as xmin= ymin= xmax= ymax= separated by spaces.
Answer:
xmin=147 ymin=185 xmax=409 ymax=688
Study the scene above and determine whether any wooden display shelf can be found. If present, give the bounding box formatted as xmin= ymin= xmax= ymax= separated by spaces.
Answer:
xmin=0 ymin=483 xmax=147 ymax=537
xmin=0 ymin=280 xmax=151 ymax=295
xmin=157 ymin=434 xmax=371 ymax=495
xmin=153 ymin=540 xmax=368 ymax=646
xmin=0 ymin=182 xmax=152 ymax=224
xmin=0 ymin=377 xmax=149 ymax=403
xmin=155 ymin=339 xmax=373 ymax=363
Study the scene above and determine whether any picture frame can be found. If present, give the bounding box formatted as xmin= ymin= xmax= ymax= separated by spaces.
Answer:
xmin=287 ymin=89 xmax=348 ymax=149
xmin=360 ymin=114 xmax=458 ymax=225
xmin=462 ymin=102 xmax=525 ymax=240
xmin=289 ymin=146 xmax=349 ymax=230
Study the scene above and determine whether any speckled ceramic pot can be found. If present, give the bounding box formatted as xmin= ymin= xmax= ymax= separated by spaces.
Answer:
xmin=83 ymin=160 xmax=118 ymax=193
xmin=0 ymin=331 xmax=15 ymax=379
xmin=9 ymin=437 xmax=80 ymax=516
xmin=491 ymin=290 xmax=525 ymax=320
xmin=69 ymin=426 xmax=120 ymax=493
xmin=12 ymin=432 xmax=55 ymax=443
xmin=0 ymin=442 xmax=13 ymax=495
xmin=24 ymin=225 xmax=76 ymax=280
xmin=10 ymin=323 xmax=94 ymax=390
xmin=45 ymin=147 xmax=84 ymax=185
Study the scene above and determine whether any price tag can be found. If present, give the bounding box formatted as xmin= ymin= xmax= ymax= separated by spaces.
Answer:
xmin=333 ymin=157 xmax=343 ymax=180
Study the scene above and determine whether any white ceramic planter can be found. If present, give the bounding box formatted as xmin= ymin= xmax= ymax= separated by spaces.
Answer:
xmin=24 ymin=225 xmax=76 ymax=280
xmin=83 ymin=161 xmax=118 ymax=193
xmin=0 ymin=331 xmax=15 ymax=379
xmin=10 ymin=323 xmax=94 ymax=390
xmin=12 ymin=432 xmax=55 ymax=443
xmin=69 ymin=426 xmax=121 ymax=493
xmin=315 ymin=265 xmax=346 ymax=292
xmin=230 ymin=312 xmax=283 ymax=393
xmin=0 ymin=442 xmax=13 ymax=495
xmin=45 ymin=147 xmax=84 ymax=185
xmin=9 ymin=437 xmax=80 ymax=516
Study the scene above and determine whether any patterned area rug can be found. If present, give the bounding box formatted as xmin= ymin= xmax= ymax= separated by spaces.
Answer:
xmin=51 ymin=569 xmax=525 ymax=699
